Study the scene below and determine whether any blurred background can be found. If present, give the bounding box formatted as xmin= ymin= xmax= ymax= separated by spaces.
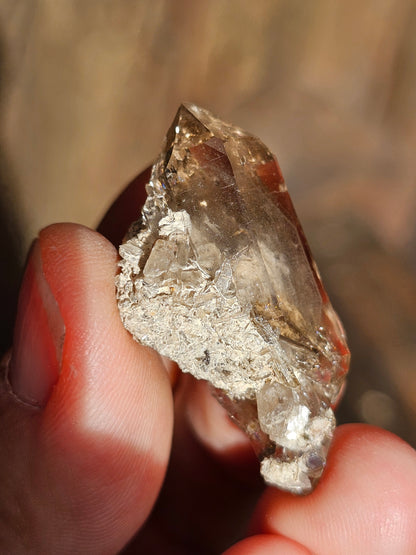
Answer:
xmin=0 ymin=1 xmax=415 ymax=445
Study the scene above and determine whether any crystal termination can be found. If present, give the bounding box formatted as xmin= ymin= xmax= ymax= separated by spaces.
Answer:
xmin=117 ymin=104 xmax=350 ymax=494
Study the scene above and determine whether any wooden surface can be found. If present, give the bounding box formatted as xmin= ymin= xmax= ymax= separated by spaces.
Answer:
xmin=0 ymin=1 xmax=415 ymax=444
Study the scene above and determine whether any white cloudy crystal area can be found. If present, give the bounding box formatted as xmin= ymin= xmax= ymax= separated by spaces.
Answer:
xmin=117 ymin=103 xmax=349 ymax=494
xmin=121 ymin=210 xmax=302 ymax=394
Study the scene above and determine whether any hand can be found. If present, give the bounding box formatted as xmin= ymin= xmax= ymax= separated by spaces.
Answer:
xmin=1 ymin=172 xmax=416 ymax=554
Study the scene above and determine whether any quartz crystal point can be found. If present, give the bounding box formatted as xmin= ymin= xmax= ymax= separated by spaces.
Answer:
xmin=117 ymin=103 xmax=350 ymax=494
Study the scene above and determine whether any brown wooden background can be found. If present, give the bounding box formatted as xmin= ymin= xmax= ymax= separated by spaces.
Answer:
xmin=0 ymin=1 xmax=415 ymax=445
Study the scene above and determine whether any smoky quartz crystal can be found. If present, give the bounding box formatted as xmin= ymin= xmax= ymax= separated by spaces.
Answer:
xmin=117 ymin=103 xmax=350 ymax=494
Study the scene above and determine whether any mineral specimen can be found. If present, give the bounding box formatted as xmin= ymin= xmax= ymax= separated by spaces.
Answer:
xmin=116 ymin=103 xmax=350 ymax=494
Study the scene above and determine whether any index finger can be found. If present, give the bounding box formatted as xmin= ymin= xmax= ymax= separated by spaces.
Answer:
xmin=97 ymin=166 xmax=151 ymax=246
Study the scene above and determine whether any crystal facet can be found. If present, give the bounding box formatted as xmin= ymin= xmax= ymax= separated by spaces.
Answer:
xmin=117 ymin=103 xmax=350 ymax=494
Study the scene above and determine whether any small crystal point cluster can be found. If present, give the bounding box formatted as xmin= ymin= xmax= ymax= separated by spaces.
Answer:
xmin=117 ymin=103 xmax=350 ymax=494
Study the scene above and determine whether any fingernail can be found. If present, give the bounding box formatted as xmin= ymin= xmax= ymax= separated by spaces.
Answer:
xmin=8 ymin=240 xmax=65 ymax=407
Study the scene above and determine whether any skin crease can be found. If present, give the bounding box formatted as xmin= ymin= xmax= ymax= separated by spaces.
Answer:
xmin=0 ymin=173 xmax=415 ymax=552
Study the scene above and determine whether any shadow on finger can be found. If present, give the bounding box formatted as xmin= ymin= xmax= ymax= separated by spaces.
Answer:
xmin=125 ymin=375 xmax=264 ymax=554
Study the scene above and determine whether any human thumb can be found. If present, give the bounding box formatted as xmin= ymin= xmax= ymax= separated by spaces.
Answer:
xmin=1 ymin=223 xmax=173 ymax=554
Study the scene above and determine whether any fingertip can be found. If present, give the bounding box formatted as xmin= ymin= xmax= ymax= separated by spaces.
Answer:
xmin=222 ymin=534 xmax=311 ymax=555
xmin=39 ymin=222 xmax=118 ymax=271
xmin=252 ymin=424 xmax=416 ymax=554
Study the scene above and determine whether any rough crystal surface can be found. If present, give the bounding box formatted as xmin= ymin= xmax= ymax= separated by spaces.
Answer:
xmin=117 ymin=103 xmax=350 ymax=494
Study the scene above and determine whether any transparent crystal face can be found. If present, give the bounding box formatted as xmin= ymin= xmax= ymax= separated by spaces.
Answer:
xmin=117 ymin=103 xmax=350 ymax=494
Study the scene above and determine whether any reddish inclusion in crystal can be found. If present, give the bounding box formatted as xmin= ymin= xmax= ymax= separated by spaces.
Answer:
xmin=255 ymin=158 xmax=285 ymax=189
xmin=191 ymin=141 xmax=233 ymax=178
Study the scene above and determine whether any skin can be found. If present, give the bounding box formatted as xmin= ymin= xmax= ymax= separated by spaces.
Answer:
xmin=1 ymin=174 xmax=416 ymax=554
